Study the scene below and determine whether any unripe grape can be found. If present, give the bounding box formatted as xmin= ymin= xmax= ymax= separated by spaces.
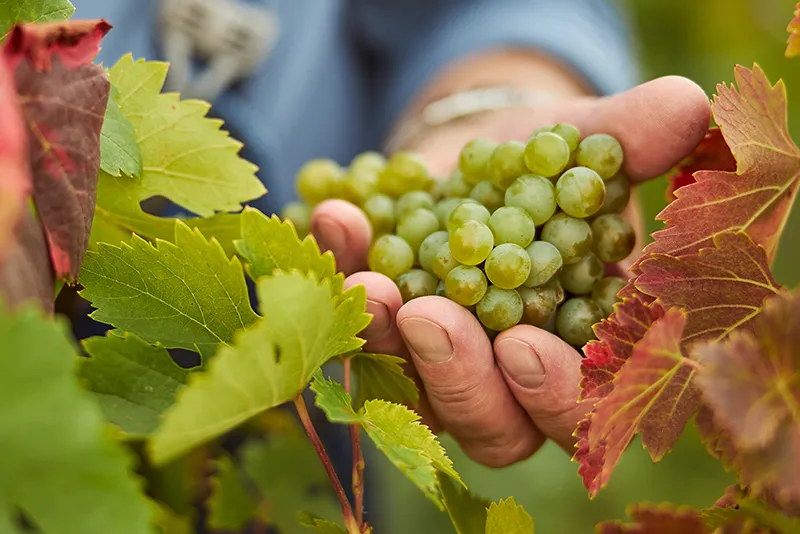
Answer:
xmin=418 ymin=231 xmax=449 ymax=274
xmin=470 ymin=181 xmax=504 ymax=212
xmin=447 ymin=201 xmax=491 ymax=231
xmin=449 ymin=220 xmax=494 ymax=265
xmin=341 ymin=168 xmax=379 ymax=205
xmin=350 ymin=151 xmax=387 ymax=175
xmin=540 ymin=213 xmax=593 ymax=265
xmin=524 ymin=132 xmax=571 ymax=177
xmin=459 ymin=138 xmax=497 ymax=185
xmin=362 ymin=194 xmax=396 ymax=236
xmin=523 ymin=241 xmax=563 ymax=287
xmin=396 ymin=190 xmax=435 ymax=217
xmin=445 ymin=265 xmax=488 ymax=306
xmin=560 ymin=252 xmax=604 ymax=295
xmin=591 ymin=214 xmax=636 ymax=263
xmin=504 ymin=175 xmax=557 ymax=226
xmin=296 ymin=159 xmax=345 ymax=204
xmin=488 ymin=206 xmax=535 ymax=247
xmin=576 ymin=133 xmax=624 ymax=179
xmin=490 ymin=141 xmax=528 ymax=190
xmin=596 ymin=172 xmax=631 ymax=215
xmin=396 ymin=269 xmax=439 ymax=303
xmin=368 ymin=235 xmax=414 ymax=280
xmin=551 ymin=123 xmax=581 ymax=152
xmin=443 ymin=169 xmax=473 ymax=197
xmin=477 ymin=286 xmax=523 ymax=331
xmin=556 ymin=297 xmax=603 ymax=347
xmin=396 ymin=208 xmax=440 ymax=255
xmin=379 ymin=152 xmax=433 ymax=197
xmin=518 ymin=286 xmax=559 ymax=327
xmin=555 ymin=167 xmax=606 ymax=218
xmin=484 ymin=243 xmax=531 ymax=289
xmin=432 ymin=242 xmax=460 ymax=280
xmin=592 ymin=276 xmax=626 ymax=316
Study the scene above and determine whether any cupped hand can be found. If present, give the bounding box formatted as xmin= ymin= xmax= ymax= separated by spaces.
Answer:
xmin=310 ymin=76 xmax=710 ymax=467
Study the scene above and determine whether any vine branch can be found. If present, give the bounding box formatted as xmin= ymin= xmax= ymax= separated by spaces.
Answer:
xmin=344 ymin=357 xmax=367 ymax=531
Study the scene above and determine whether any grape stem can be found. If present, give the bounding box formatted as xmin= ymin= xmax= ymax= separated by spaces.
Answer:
xmin=293 ymin=394 xmax=361 ymax=534
xmin=343 ymin=356 xmax=368 ymax=531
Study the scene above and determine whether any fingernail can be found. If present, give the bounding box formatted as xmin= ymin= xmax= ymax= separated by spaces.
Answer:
xmin=312 ymin=215 xmax=348 ymax=254
xmin=496 ymin=339 xmax=546 ymax=389
xmin=398 ymin=317 xmax=453 ymax=364
xmin=364 ymin=299 xmax=392 ymax=337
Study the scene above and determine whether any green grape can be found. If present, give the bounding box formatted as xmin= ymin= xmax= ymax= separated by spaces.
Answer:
xmin=555 ymin=166 xmax=606 ymax=219
xmin=551 ymin=123 xmax=581 ymax=152
xmin=418 ymin=231 xmax=449 ymax=274
xmin=435 ymin=280 xmax=447 ymax=297
xmin=576 ymin=133 xmax=624 ymax=179
xmin=540 ymin=213 xmax=593 ymax=265
xmin=350 ymin=151 xmax=387 ymax=175
xmin=523 ymin=240 xmax=563 ymax=287
xmin=396 ymin=190 xmax=435 ymax=217
xmin=396 ymin=269 xmax=439 ymax=303
xmin=470 ymin=181 xmax=504 ymax=212
xmin=445 ymin=265 xmax=488 ymax=306
xmin=591 ymin=214 xmax=636 ymax=263
xmin=541 ymin=312 xmax=557 ymax=334
xmin=296 ymin=159 xmax=345 ymax=204
xmin=477 ymin=286 xmax=523 ymax=331
xmin=524 ymin=132 xmax=571 ymax=178
xmin=488 ymin=206 xmax=535 ymax=247
xmin=435 ymin=197 xmax=470 ymax=228
xmin=545 ymin=277 xmax=566 ymax=305
xmin=517 ymin=286 xmax=559 ymax=327
xmin=280 ymin=201 xmax=311 ymax=236
xmin=555 ymin=297 xmax=603 ymax=347
xmin=449 ymin=220 xmax=494 ymax=265
xmin=396 ymin=207 xmax=440 ymax=255
xmin=446 ymin=201 xmax=491 ymax=231
xmin=378 ymin=152 xmax=433 ymax=197
xmin=559 ymin=252 xmax=604 ymax=295
xmin=367 ymin=234 xmax=414 ymax=280
xmin=362 ymin=194 xmax=396 ymax=236
xmin=340 ymin=168 xmax=379 ymax=205
xmin=443 ymin=169 xmax=473 ymax=198
xmin=490 ymin=141 xmax=528 ymax=190
xmin=529 ymin=125 xmax=554 ymax=138
xmin=458 ymin=138 xmax=497 ymax=185
xmin=592 ymin=276 xmax=626 ymax=316
xmin=504 ymin=175 xmax=557 ymax=226
xmin=484 ymin=243 xmax=531 ymax=289
xmin=596 ymin=172 xmax=631 ymax=215
xmin=432 ymin=242 xmax=460 ymax=280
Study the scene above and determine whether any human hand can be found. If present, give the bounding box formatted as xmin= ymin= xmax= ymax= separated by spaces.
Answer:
xmin=309 ymin=76 xmax=710 ymax=467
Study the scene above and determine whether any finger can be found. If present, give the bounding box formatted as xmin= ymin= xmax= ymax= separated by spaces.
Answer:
xmin=493 ymin=325 xmax=593 ymax=453
xmin=310 ymin=200 xmax=372 ymax=276
xmin=343 ymin=272 xmax=441 ymax=431
xmin=396 ymin=297 xmax=543 ymax=467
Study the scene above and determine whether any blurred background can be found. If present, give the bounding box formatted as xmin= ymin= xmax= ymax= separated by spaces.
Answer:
xmin=372 ymin=0 xmax=799 ymax=532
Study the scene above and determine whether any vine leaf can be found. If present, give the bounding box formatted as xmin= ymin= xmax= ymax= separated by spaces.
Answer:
xmin=576 ymin=309 xmax=700 ymax=498
xmin=596 ymin=503 xmax=708 ymax=534
xmin=0 ymin=0 xmax=75 ymax=40
xmin=702 ymin=487 xmax=800 ymax=534
xmin=351 ymin=352 xmax=419 ymax=409
xmin=79 ymin=220 xmax=257 ymax=361
xmin=787 ymin=2 xmax=800 ymax=58
xmin=106 ymin=54 xmax=265 ymax=217
xmin=440 ymin=475 xmax=490 ymax=534
xmin=694 ymin=290 xmax=800 ymax=508
xmin=149 ymin=272 xmax=369 ymax=465
xmin=636 ymin=232 xmax=781 ymax=345
xmin=235 ymin=208 xmax=342 ymax=291
xmin=5 ymin=20 xmax=111 ymax=281
xmin=242 ymin=436 xmax=342 ymax=534
xmin=298 ymin=513 xmax=348 ymax=534
xmin=207 ymin=455 xmax=257 ymax=531
xmin=0 ymin=305 xmax=153 ymax=534
xmin=100 ymin=84 xmax=142 ymax=179
xmin=77 ymin=331 xmax=192 ymax=438
xmin=484 ymin=498 xmax=534 ymax=534
xmin=635 ymin=65 xmax=800 ymax=266
xmin=665 ymin=128 xmax=735 ymax=200
xmin=310 ymin=372 xmax=462 ymax=509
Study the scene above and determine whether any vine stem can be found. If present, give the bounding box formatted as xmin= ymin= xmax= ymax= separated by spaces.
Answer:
xmin=293 ymin=394 xmax=360 ymax=534
xmin=343 ymin=357 xmax=367 ymax=531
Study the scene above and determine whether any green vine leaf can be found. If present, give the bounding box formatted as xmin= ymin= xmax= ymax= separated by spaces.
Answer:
xmin=77 ymin=331 xmax=192 ymax=438
xmin=207 ymin=455 xmax=257 ymax=531
xmin=235 ymin=208 xmax=342 ymax=291
xmin=0 ymin=0 xmax=75 ymax=40
xmin=0 ymin=305 xmax=153 ymax=534
xmin=310 ymin=372 xmax=462 ymax=509
xmin=79 ymin=220 xmax=257 ymax=361
xmin=440 ymin=474 xmax=490 ymax=534
xmin=149 ymin=271 xmax=369 ymax=465
xmin=100 ymin=84 xmax=142 ymax=179
xmin=351 ymin=352 xmax=419 ymax=409
xmin=298 ymin=513 xmax=348 ymax=534
xmin=484 ymin=498 xmax=534 ymax=534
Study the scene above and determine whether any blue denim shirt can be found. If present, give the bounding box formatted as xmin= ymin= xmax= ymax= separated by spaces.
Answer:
xmin=76 ymin=0 xmax=638 ymax=215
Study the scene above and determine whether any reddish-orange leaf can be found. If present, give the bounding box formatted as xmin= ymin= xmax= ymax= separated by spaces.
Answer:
xmin=787 ymin=3 xmax=800 ymax=58
xmin=3 ymin=20 xmax=111 ymax=281
xmin=695 ymin=290 xmax=800 ymax=508
xmin=695 ymin=405 xmax=738 ymax=471
xmin=0 ymin=208 xmax=55 ymax=314
xmin=636 ymin=232 xmax=781 ymax=345
xmin=638 ymin=65 xmax=800 ymax=265
xmin=596 ymin=503 xmax=709 ymax=534
xmin=580 ymin=295 xmax=664 ymax=400
xmin=576 ymin=309 xmax=700 ymax=497
xmin=665 ymin=128 xmax=736 ymax=201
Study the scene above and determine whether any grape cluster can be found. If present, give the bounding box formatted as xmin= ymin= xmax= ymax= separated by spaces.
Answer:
xmin=281 ymin=124 xmax=635 ymax=347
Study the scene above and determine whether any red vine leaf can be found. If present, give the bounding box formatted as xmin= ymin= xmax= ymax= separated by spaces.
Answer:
xmin=3 ymin=20 xmax=111 ymax=281
xmin=0 ymin=207 xmax=55 ymax=313
xmin=636 ymin=232 xmax=781 ymax=346
xmin=575 ymin=309 xmax=701 ymax=497
xmin=665 ymin=128 xmax=736 ymax=200
xmin=787 ymin=3 xmax=800 ymax=58
xmin=596 ymin=503 xmax=709 ymax=534
xmin=694 ymin=290 xmax=800 ymax=508
xmin=637 ymin=65 xmax=800 ymax=265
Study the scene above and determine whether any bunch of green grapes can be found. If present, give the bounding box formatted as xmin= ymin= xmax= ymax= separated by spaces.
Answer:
xmin=281 ymin=124 xmax=635 ymax=348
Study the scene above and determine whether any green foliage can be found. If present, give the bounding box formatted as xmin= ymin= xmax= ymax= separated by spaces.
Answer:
xmin=298 ymin=513 xmax=349 ymax=534
xmin=440 ymin=475 xmax=490 ymax=534
xmin=100 ymin=85 xmax=143 ymax=179
xmin=207 ymin=455 xmax=258 ymax=531
xmin=351 ymin=352 xmax=419 ymax=409
xmin=485 ymin=498 xmax=534 ymax=534
xmin=0 ymin=0 xmax=74 ymax=39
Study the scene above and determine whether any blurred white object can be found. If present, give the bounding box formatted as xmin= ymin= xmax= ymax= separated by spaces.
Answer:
xmin=159 ymin=0 xmax=280 ymax=101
